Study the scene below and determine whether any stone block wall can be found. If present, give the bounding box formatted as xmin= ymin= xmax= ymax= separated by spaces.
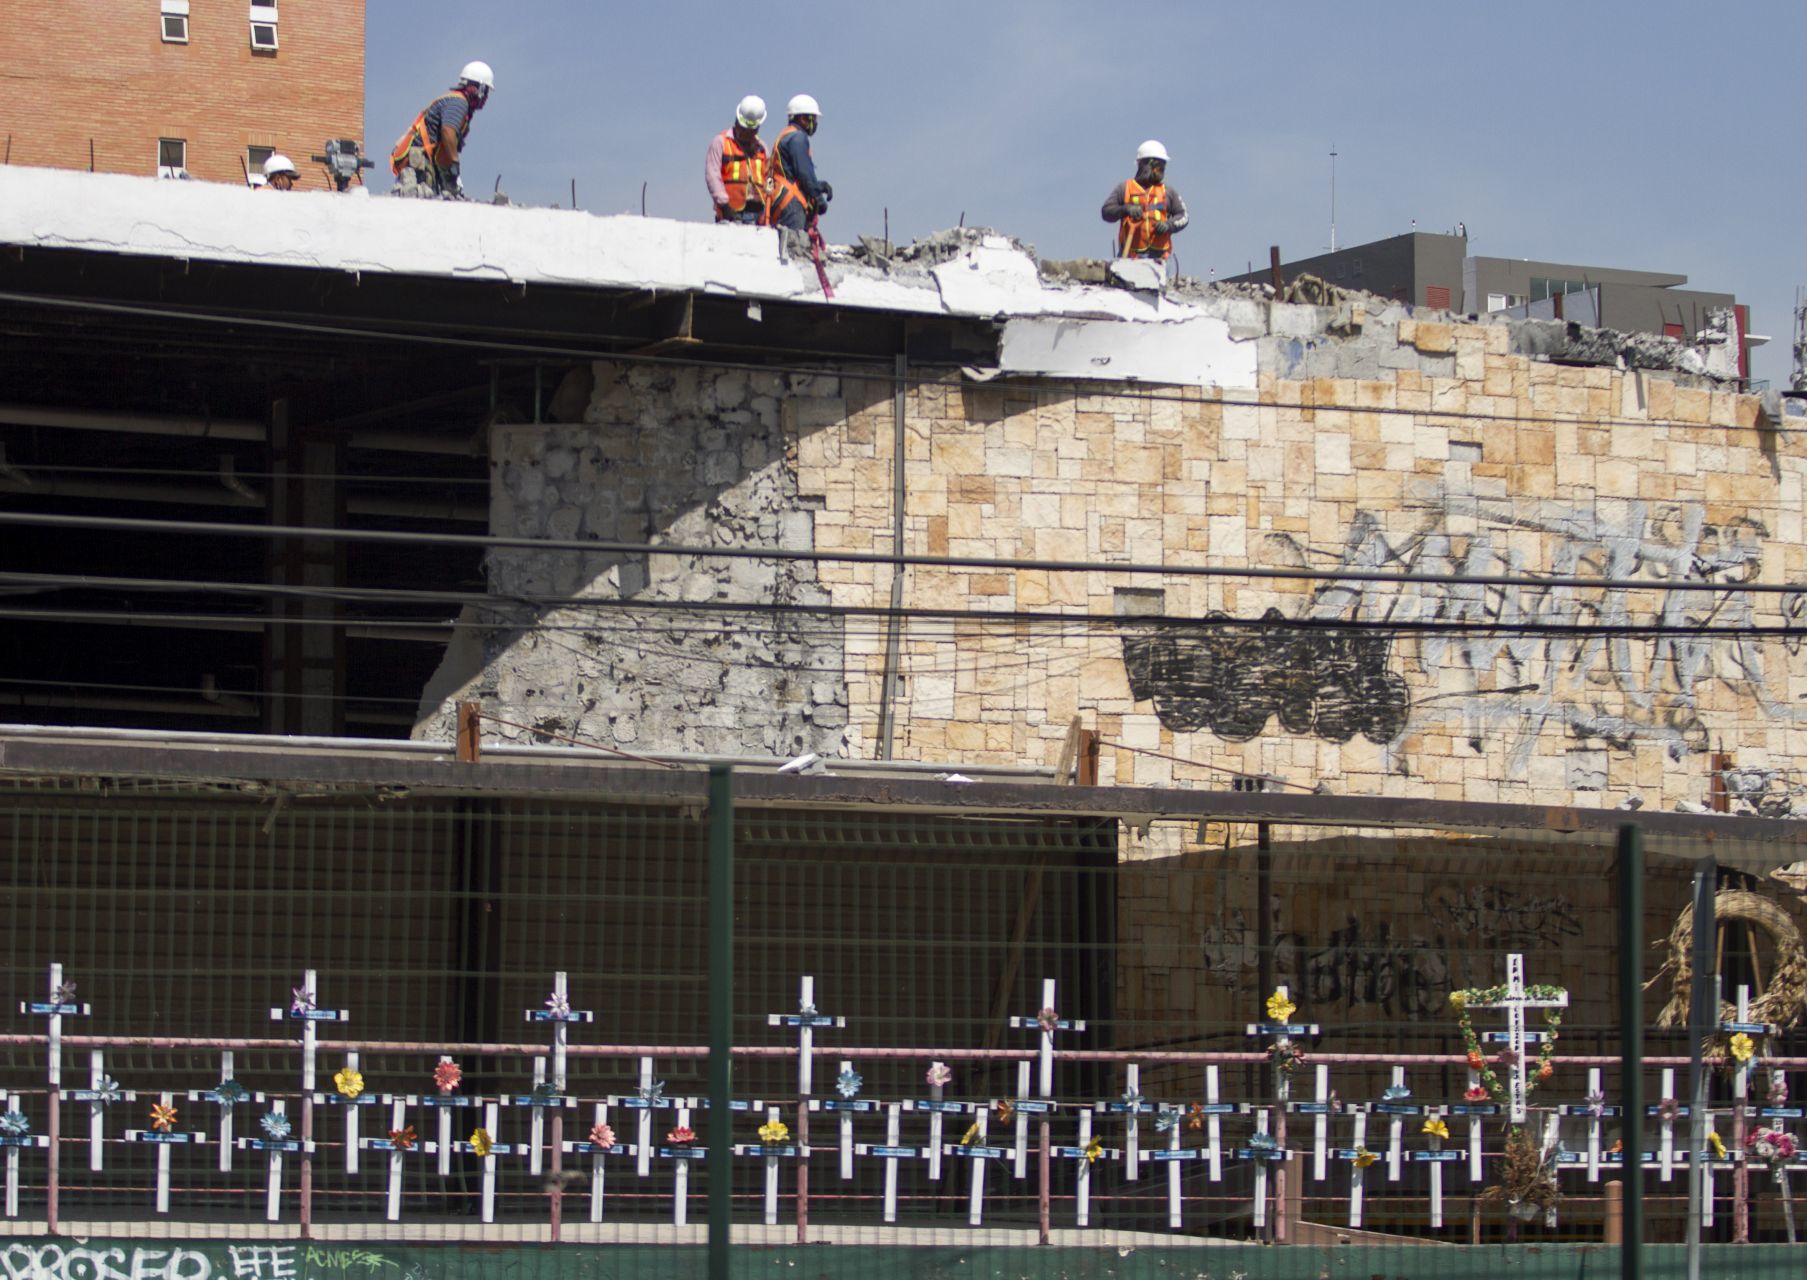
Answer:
xmin=423 ymin=303 xmax=1796 ymax=814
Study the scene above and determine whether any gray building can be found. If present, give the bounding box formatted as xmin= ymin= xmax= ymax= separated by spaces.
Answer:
xmin=1229 ymin=232 xmax=1754 ymax=379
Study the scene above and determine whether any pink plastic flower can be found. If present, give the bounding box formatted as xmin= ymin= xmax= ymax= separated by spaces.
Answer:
xmin=1036 ymin=1007 xmax=1060 ymax=1033
xmin=590 ymin=1122 xmax=616 ymax=1150
xmin=926 ymin=1061 xmax=952 ymax=1088
xmin=1464 ymin=1085 xmax=1490 ymax=1103
xmin=666 ymin=1125 xmax=695 ymax=1146
xmin=434 ymin=1060 xmax=463 ymax=1095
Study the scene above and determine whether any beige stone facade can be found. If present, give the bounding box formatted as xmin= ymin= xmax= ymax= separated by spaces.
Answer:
xmin=792 ymin=320 xmax=1789 ymax=813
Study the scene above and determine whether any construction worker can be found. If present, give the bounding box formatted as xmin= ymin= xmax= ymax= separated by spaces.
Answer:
xmin=706 ymin=96 xmax=771 ymax=224
xmin=390 ymin=61 xmax=494 ymax=199
xmin=768 ymin=95 xmax=832 ymax=232
xmin=260 ymin=154 xmax=299 ymax=191
xmin=1102 ymin=141 xmax=1189 ymax=261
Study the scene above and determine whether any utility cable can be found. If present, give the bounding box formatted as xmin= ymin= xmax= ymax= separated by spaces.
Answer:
xmin=0 ymin=289 xmax=1773 ymax=437
xmin=2 ymin=511 xmax=1801 ymax=598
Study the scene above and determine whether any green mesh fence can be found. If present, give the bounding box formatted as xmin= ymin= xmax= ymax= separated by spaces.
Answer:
xmin=0 ymin=772 xmax=1802 ymax=1279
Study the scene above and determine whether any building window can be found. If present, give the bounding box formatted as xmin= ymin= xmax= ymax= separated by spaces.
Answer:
xmin=250 ymin=3 xmax=279 ymax=51
xmin=1530 ymin=277 xmax=1589 ymax=303
xmin=157 ymin=138 xmax=187 ymax=178
xmin=247 ymin=145 xmax=275 ymax=181
xmin=160 ymin=0 xmax=189 ymax=42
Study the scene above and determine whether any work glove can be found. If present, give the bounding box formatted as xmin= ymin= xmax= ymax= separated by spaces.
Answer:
xmin=1121 ymin=207 xmax=1144 ymax=221
xmin=715 ymin=203 xmax=729 ymax=222
xmin=1153 ymin=221 xmax=1172 ymax=236
xmin=818 ymin=182 xmax=833 ymax=203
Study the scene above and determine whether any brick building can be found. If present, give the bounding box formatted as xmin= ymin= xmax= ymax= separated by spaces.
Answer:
xmin=0 ymin=0 xmax=364 ymax=191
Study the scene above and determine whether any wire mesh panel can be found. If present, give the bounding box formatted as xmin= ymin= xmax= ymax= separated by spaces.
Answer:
xmin=0 ymin=775 xmax=1804 ymax=1279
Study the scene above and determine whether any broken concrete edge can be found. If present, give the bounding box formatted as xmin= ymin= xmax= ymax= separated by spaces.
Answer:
xmin=0 ymin=165 xmax=1750 ymax=390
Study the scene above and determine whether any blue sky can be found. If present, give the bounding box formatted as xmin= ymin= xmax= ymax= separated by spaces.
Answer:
xmin=370 ymin=1 xmax=1803 ymax=385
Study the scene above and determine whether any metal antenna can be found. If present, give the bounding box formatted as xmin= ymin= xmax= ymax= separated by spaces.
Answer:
xmin=1329 ymin=143 xmax=1338 ymax=253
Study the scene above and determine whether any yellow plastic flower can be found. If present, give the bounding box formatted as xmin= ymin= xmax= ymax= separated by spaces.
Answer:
xmin=1084 ymin=1135 xmax=1103 ymax=1165
xmin=1353 ymin=1147 xmax=1378 ymax=1169
xmin=1266 ymin=990 xmax=1297 ymax=1023
xmin=1448 ymin=990 xmax=1468 ymax=1011
xmin=334 ymin=1067 xmax=365 ymax=1100
xmin=150 ymin=1102 xmax=178 ymax=1133
xmin=758 ymin=1119 xmax=790 ymax=1145
xmin=1422 ymin=1118 xmax=1450 ymax=1140
xmin=1730 ymin=1033 xmax=1755 ymax=1064
xmin=1709 ymin=1131 xmax=1727 ymax=1159
xmin=959 ymin=1121 xmax=980 ymax=1146
xmin=469 ymin=1127 xmax=493 ymax=1158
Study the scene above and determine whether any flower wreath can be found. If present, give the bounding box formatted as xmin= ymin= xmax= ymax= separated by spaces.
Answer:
xmin=1448 ymin=983 xmax=1567 ymax=1106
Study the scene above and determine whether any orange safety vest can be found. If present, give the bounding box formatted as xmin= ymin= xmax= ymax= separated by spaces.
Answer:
xmin=390 ymin=93 xmax=470 ymax=177
xmin=1117 ymin=179 xmax=1173 ymax=259
xmin=716 ymin=131 xmax=770 ymax=219
xmin=768 ymin=124 xmax=808 ymax=222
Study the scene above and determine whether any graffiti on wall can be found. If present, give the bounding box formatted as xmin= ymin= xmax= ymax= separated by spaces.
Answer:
xmin=1200 ymin=883 xmax=1582 ymax=1015
xmin=1122 ymin=496 xmax=1807 ymax=771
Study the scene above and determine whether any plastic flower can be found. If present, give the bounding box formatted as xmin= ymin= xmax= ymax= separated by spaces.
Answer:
xmin=1036 ymin=1006 xmax=1061 ymax=1033
xmin=798 ymin=999 xmax=817 ymax=1017
xmin=150 ymin=1102 xmax=177 ymax=1132
xmin=1748 ymin=1127 xmax=1798 ymax=1169
xmin=1466 ymin=1050 xmax=1487 ymax=1071
xmin=1730 ymin=1033 xmax=1756 ymax=1064
xmin=1353 ymin=1146 xmax=1378 ymax=1169
xmin=1447 ymin=990 xmax=1468 ymax=1011
xmin=51 ymin=980 xmax=77 ymax=1006
xmin=1382 ymin=1085 xmax=1411 ymax=1102
xmin=1084 ymin=1135 xmax=1103 ymax=1164
xmin=1709 ymin=1131 xmax=1727 ymax=1159
xmin=925 ymin=1062 xmax=952 ymax=1089
xmin=758 ymin=1119 xmax=790 ymax=1144
xmin=334 ymin=1067 xmax=365 ymax=1100
xmin=1266 ymin=990 xmax=1297 ymax=1024
xmin=434 ymin=1060 xmax=463 ymax=1095
xmin=1121 ymin=1087 xmax=1144 ymax=1110
xmin=1657 ymin=1097 xmax=1681 ymax=1123
xmin=836 ymin=1068 xmax=862 ymax=1099
xmin=1154 ymin=1106 xmax=1179 ymax=1133
xmin=638 ymin=1080 xmax=666 ymax=1105
xmin=1496 ymin=1048 xmax=1520 ymax=1069
xmin=1585 ymin=1091 xmax=1606 ymax=1118
xmin=666 ymin=1125 xmax=695 ymax=1146
xmin=1611 ymin=1139 xmax=1624 ymax=1154
xmin=1465 ymin=1085 xmax=1491 ymax=1103
xmin=1422 ymin=1118 xmax=1450 ymax=1140
xmin=1769 ymin=1074 xmax=1790 ymax=1106
xmin=1249 ymin=1132 xmax=1279 ymax=1153
xmin=1537 ymin=1062 xmax=1554 ymax=1081
xmin=260 ymin=1112 xmax=291 ymax=1141
xmin=994 ymin=1099 xmax=1015 ymax=1126
xmin=212 ymin=1080 xmax=246 ymax=1107
xmin=1187 ymin=1103 xmax=1205 ymax=1131
xmin=1270 ymin=1038 xmax=1304 ymax=1074
xmin=545 ymin=990 xmax=571 ymax=1019
xmin=0 ymin=1112 xmax=28 ymax=1138
xmin=589 ymin=1122 xmax=616 ymax=1149
xmin=530 ymin=1081 xmax=562 ymax=1103
xmin=959 ymin=1121 xmax=980 ymax=1146
xmin=469 ymin=1128 xmax=493 ymax=1158
xmin=388 ymin=1126 xmax=417 ymax=1151
xmin=290 ymin=985 xmax=315 ymax=1015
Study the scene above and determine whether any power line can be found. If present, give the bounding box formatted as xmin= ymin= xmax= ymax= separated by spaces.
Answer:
xmin=0 ymin=289 xmax=1769 ymax=437
xmin=3 ymin=511 xmax=1801 ymax=598
xmin=7 ymin=464 xmax=487 ymax=488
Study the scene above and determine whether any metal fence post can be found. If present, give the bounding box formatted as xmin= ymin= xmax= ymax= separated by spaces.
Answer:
xmin=1685 ymin=856 xmax=1716 ymax=1280
xmin=1618 ymin=824 xmax=1645 ymax=1280
xmin=708 ymin=766 xmax=735 ymax=1280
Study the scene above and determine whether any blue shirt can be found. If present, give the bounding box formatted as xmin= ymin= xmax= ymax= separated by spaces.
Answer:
xmin=777 ymin=128 xmax=824 ymax=203
xmin=423 ymin=94 xmax=471 ymax=148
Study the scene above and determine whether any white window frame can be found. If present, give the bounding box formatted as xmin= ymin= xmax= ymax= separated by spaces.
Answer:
xmin=156 ymin=137 xmax=187 ymax=179
xmin=250 ymin=3 xmax=279 ymax=51
xmin=160 ymin=0 xmax=189 ymax=43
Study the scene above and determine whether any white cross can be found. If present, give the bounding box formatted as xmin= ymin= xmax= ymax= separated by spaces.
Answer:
xmin=1051 ymin=1109 xmax=1120 ymax=1227
xmin=19 ymin=964 xmax=88 ymax=1090
xmin=1463 ymin=954 xmax=1567 ymax=1124
xmin=768 ymin=976 xmax=842 ymax=1097
xmin=854 ymin=1103 xmax=922 ymax=1223
xmin=1009 ymin=978 xmax=1084 ymax=1098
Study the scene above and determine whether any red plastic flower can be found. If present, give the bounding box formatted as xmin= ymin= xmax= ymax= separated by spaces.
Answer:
xmin=388 ymin=1126 xmax=417 ymax=1151
xmin=1466 ymin=1050 xmax=1487 ymax=1071
xmin=1464 ymin=1085 xmax=1490 ymax=1102
xmin=434 ymin=1060 xmax=463 ymax=1095
xmin=667 ymin=1125 xmax=695 ymax=1146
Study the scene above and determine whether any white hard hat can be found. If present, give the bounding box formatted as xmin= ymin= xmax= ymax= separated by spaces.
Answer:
xmin=459 ymin=60 xmax=495 ymax=90
xmin=1135 ymin=139 xmax=1170 ymax=163
xmin=736 ymin=95 xmax=767 ymax=128
xmin=787 ymin=94 xmax=820 ymax=118
xmin=263 ymin=153 xmax=299 ymax=179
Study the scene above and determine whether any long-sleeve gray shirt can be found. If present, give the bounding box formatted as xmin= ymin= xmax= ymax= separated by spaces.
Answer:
xmin=1101 ymin=181 xmax=1188 ymax=232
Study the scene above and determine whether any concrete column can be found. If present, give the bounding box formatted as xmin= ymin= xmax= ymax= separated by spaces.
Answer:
xmin=265 ymin=399 xmax=345 ymax=736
